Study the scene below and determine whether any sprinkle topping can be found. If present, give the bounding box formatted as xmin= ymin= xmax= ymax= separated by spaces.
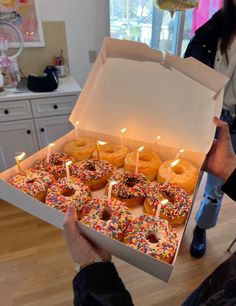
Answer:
xmin=72 ymin=160 xmax=113 ymax=181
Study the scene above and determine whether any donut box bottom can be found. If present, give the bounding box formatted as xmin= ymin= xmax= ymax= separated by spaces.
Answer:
xmin=0 ymin=128 xmax=204 ymax=282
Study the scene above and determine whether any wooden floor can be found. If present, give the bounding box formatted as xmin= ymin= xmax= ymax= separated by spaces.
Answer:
xmin=1 ymin=175 xmax=236 ymax=306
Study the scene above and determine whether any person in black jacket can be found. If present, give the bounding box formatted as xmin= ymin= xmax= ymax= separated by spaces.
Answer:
xmin=184 ymin=0 xmax=236 ymax=259
xmin=63 ymin=117 xmax=236 ymax=306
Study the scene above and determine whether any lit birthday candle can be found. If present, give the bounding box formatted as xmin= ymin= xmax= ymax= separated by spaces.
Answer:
xmin=153 ymin=136 xmax=161 ymax=154
xmin=107 ymin=181 xmax=118 ymax=204
xmin=120 ymin=128 xmax=127 ymax=147
xmin=135 ymin=146 xmax=144 ymax=175
xmin=46 ymin=143 xmax=55 ymax=163
xmin=15 ymin=152 xmax=26 ymax=174
xmin=96 ymin=141 xmax=107 ymax=160
xmin=174 ymin=149 xmax=185 ymax=160
xmin=155 ymin=199 xmax=168 ymax=220
xmin=164 ymin=159 xmax=180 ymax=185
xmin=75 ymin=121 xmax=79 ymax=139
xmin=65 ymin=160 xmax=72 ymax=181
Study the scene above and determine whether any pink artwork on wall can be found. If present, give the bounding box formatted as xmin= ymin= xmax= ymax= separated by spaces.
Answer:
xmin=191 ymin=0 xmax=223 ymax=33
xmin=0 ymin=0 xmax=44 ymax=47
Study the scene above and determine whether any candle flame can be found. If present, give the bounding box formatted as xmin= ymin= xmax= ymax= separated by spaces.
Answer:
xmin=161 ymin=199 xmax=169 ymax=205
xmin=179 ymin=149 xmax=185 ymax=154
xmin=15 ymin=152 xmax=26 ymax=161
xmin=170 ymin=159 xmax=180 ymax=168
xmin=97 ymin=140 xmax=107 ymax=146
xmin=120 ymin=128 xmax=127 ymax=134
xmin=48 ymin=143 xmax=55 ymax=148
xmin=156 ymin=136 xmax=161 ymax=141
xmin=110 ymin=181 xmax=118 ymax=186
xmin=75 ymin=121 xmax=79 ymax=126
xmin=66 ymin=161 xmax=72 ymax=167
xmin=138 ymin=146 xmax=144 ymax=153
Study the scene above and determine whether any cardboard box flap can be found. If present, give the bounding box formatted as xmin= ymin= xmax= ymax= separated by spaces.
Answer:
xmin=70 ymin=38 xmax=228 ymax=153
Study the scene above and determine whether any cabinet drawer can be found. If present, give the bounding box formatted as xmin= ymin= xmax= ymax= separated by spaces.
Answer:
xmin=31 ymin=95 xmax=77 ymax=118
xmin=0 ymin=100 xmax=32 ymax=122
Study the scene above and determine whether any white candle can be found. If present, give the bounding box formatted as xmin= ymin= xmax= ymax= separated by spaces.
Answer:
xmin=65 ymin=161 xmax=72 ymax=181
xmin=107 ymin=181 xmax=118 ymax=204
xmin=120 ymin=128 xmax=127 ymax=147
xmin=96 ymin=141 xmax=106 ymax=160
xmin=15 ymin=152 xmax=26 ymax=174
xmin=135 ymin=146 xmax=144 ymax=175
xmin=153 ymin=136 xmax=161 ymax=154
xmin=174 ymin=149 xmax=185 ymax=160
xmin=155 ymin=199 xmax=168 ymax=220
xmin=164 ymin=159 xmax=180 ymax=185
xmin=75 ymin=121 xmax=79 ymax=139
xmin=46 ymin=143 xmax=55 ymax=163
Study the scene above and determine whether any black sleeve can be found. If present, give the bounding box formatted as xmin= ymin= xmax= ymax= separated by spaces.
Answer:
xmin=221 ymin=168 xmax=236 ymax=201
xmin=73 ymin=262 xmax=134 ymax=306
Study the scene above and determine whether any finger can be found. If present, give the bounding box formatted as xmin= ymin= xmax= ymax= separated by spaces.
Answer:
xmin=213 ymin=116 xmax=231 ymax=142
xmin=63 ymin=206 xmax=79 ymax=241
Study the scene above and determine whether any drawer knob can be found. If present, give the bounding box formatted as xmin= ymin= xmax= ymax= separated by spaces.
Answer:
xmin=53 ymin=104 xmax=58 ymax=109
xmin=26 ymin=130 xmax=31 ymax=134
xmin=4 ymin=109 xmax=9 ymax=115
xmin=40 ymin=128 xmax=45 ymax=132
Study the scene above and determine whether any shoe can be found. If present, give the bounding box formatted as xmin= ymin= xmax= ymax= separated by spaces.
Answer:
xmin=190 ymin=225 xmax=206 ymax=258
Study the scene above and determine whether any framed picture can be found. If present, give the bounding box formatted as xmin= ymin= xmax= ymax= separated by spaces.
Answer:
xmin=0 ymin=0 xmax=44 ymax=47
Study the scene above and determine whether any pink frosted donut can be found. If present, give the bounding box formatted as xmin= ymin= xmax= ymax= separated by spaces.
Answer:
xmin=124 ymin=214 xmax=178 ymax=263
xmin=34 ymin=153 xmax=72 ymax=179
xmin=45 ymin=176 xmax=91 ymax=216
xmin=81 ymin=196 xmax=132 ymax=241
xmin=8 ymin=169 xmax=54 ymax=202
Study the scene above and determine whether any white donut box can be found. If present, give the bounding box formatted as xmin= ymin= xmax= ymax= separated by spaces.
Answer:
xmin=0 ymin=38 xmax=229 ymax=282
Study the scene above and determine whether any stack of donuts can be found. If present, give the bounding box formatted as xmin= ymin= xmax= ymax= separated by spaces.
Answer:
xmin=7 ymin=135 xmax=199 ymax=264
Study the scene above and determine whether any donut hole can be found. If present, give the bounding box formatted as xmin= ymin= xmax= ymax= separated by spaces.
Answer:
xmin=61 ymin=187 xmax=76 ymax=197
xmin=26 ymin=179 xmax=35 ymax=184
xmin=53 ymin=160 xmax=63 ymax=166
xmin=104 ymin=148 xmax=115 ymax=153
xmin=125 ymin=177 xmax=137 ymax=188
xmin=76 ymin=140 xmax=87 ymax=147
xmin=139 ymin=153 xmax=151 ymax=162
xmin=146 ymin=232 xmax=158 ymax=244
xmin=101 ymin=209 xmax=111 ymax=221
xmin=172 ymin=165 xmax=184 ymax=175
xmin=86 ymin=162 xmax=96 ymax=171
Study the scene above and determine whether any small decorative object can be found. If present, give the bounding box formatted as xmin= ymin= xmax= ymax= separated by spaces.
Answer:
xmin=135 ymin=146 xmax=144 ymax=175
xmin=154 ymin=0 xmax=199 ymax=16
xmin=65 ymin=160 xmax=72 ymax=181
xmin=120 ymin=128 xmax=126 ymax=147
xmin=164 ymin=159 xmax=180 ymax=185
xmin=46 ymin=143 xmax=54 ymax=163
xmin=15 ymin=152 xmax=26 ymax=174
xmin=0 ymin=0 xmax=44 ymax=47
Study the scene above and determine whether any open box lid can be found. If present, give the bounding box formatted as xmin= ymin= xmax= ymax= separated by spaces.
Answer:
xmin=70 ymin=38 xmax=229 ymax=153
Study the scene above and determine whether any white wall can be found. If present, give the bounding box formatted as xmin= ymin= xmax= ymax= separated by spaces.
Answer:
xmin=38 ymin=0 xmax=109 ymax=87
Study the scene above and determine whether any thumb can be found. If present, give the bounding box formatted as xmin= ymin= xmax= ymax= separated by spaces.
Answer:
xmin=213 ymin=116 xmax=231 ymax=143
xmin=63 ymin=206 xmax=79 ymax=242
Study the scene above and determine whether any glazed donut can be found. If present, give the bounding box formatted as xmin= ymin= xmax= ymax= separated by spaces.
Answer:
xmin=124 ymin=151 xmax=161 ymax=181
xmin=34 ymin=153 xmax=72 ymax=180
xmin=8 ymin=169 xmax=54 ymax=202
xmin=45 ymin=176 xmax=91 ymax=216
xmin=92 ymin=143 xmax=128 ymax=168
xmin=81 ymin=196 xmax=132 ymax=241
xmin=71 ymin=160 xmax=113 ymax=190
xmin=144 ymin=183 xmax=191 ymax=226
xmin=64 ymin=138 xmax=96 ymax=161
xmin=124 ymin=215 xmax=178 ymax=263
xmin=157 ymin=159 xmax=198 ymax=195
xmin=107 ymin=170 xmax=150 ymax=207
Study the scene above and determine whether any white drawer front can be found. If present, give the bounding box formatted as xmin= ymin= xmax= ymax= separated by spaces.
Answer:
xmin=0 ymin=100 xmax=32 ymax=122
xmin=31 ymin=95 xmax=77 ymax=118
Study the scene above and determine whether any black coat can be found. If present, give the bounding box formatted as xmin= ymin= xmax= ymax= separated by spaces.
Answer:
xmin=184 ymin=10 xmax=223 ymax=67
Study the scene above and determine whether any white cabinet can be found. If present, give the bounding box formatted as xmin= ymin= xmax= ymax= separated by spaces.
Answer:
xmin=0 ymin=120 xmax=38 ymax=171
xmin=35 ymin=115 xmax=73 ymax=149
xmin=0 ymin=76 xmax=81 ymax=171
